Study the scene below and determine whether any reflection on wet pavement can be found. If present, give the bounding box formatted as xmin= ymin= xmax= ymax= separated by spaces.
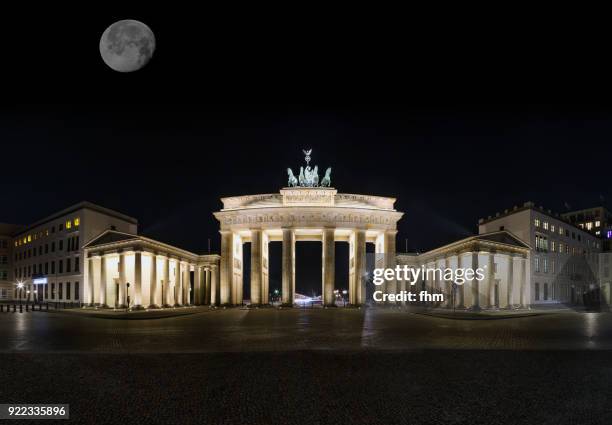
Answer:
xmin=2 ymin=308 xmax=612 ymax=353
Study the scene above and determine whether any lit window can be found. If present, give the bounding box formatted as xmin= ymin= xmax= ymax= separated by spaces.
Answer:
xmin=559 ymin=226 xmax=563 ymax=235
xmin=586 ymin=222 xmax=593 ymax=230
xmin=551 ymin=224 xmax=555 ymax=233
xmin=551 ymin=241 xmax=556 ymax=251
xmin=14 ymin=241 xmax=17 ymax=247
xmin=535 ymin=218 xmax=540 ymax=227
xmin=543 ymin=222 xmax=549 ymax=230
xmin=27 ymin=235 xmax=31 ymax=242
xmin=596 ymin=231 xmax=601 ymax=236
xmin=74 ymin=217 xmax=80 ymax=227
xmin=579 ymin=223 xmax=584 ymax=229
xmin=607 ymin=230 xmax=612 ymax=239
xmin=66 ymin=220 xmax=71 ymax=229
xmin=45 ymin=229 xmax=49 ymax=236
xmin=595 ymin=220 xmax=601 ymax=227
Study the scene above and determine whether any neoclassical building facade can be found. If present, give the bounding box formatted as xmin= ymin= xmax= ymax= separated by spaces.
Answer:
xmin=83 ymin=231 xmax=220 ymax=308
xmin=214 ymin=187 xmax=403 ymax=306
xmin=397 ymin=232 xmax=531 ymax=309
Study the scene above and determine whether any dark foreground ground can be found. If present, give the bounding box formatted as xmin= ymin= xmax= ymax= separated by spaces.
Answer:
xmin=2 ymin=350 xmax=611 ymax=425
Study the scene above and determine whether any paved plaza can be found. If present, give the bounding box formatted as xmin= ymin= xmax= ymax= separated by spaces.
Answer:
xmin=2 ymin=308 xmax=612 ymax=353
xmin=2 ymin=309 xmax=612 ymax=424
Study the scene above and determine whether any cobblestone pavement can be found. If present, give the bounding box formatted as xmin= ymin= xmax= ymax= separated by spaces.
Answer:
xmin=1 ymin=308 xmax=612 ymax=353
xmin=2 ymin=309 xmax=612 ymax=424
xmin=1 ymin=351 xmax=611 ymax=425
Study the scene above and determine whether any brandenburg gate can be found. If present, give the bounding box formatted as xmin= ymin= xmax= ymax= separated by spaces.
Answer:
xmin=213 ymin=150 xmax=404 ymax=307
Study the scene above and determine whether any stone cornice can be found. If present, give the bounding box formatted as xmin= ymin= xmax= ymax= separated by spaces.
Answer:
xmin=214 ymin=207 xmax=403 ymax=230
xmin=219 ymin=189 xmax=398 ymax=211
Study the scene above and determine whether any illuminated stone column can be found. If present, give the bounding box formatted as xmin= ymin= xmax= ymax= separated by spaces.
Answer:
xmin=353 ymin=229 xmax=366 ymax=305
xmin=262 ymin=232 xmax=270 ymax=305
xmin=118 ymin=252 xmax=126 ymax=308
xmin=99 ymin=255 xmax=107 ymax=307
xmin=519 ymin=256 xmax=528 ymax=308
xmin=194 ymin=265 xmax=201 ymax=306
xmin=470 ymin=252 xmax=480 ymax=311
xmin=505 ymin=253 xmax=514 ymax=309
xmin=149 ymin=254 xmax=159 ymax=308
xmin=163 ymin=256 xmax=170 ymax=307
xmin=233 ymin=234 xmax=244 ymax=306
xmin=486 ymin=252 xmax=495 ymax=309
xmin=220 ymin=231 xmax=233 ymax=305
xmin=210 ymin=264 xmax=219 ymax=306
xmin=322 ymin=228 xmax=335 ymax=306
xmin=456 ymin=254 xmax=465 ymax=309
xmin=203 ymin=267 xmax=211 ymax=305
xmin=445 ymin=257 xmax=452 ymax=308
xmin=87 ymin=257 xmax=95 ymax=306
xmin=281 ymin=228 xmax=295 ymax=306
xmin=183 ymin=264 xmax=190 ymax=305
xmin=133 ymin=251 xmax=142 ymax=308
xmin=175 ymin=260 xmax=182 ymax=307
xmin=250 ymin=229 xmax=263 ymax=306
xmin=384 ymin=231 xmax=397 ymax=305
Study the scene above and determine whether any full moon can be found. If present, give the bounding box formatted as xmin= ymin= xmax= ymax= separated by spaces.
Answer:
xmin=99 ymin=20 xmax=155 ymax=72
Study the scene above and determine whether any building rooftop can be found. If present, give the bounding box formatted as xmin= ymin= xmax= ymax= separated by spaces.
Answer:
xmin=13 ymin=201 xmax=138 ymax=237
xmin=478 ymin=201 xmax=597 ymax=239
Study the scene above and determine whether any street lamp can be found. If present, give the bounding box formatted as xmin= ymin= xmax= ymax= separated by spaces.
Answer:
xmin=17 ymin=281 xmax=24 ymax=305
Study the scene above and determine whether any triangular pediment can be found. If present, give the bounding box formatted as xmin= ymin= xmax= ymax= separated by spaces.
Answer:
xmin=83 ymin=230 xmax=139 ymax=248
xmin=475 ymin=231 xmax=530 ymax=249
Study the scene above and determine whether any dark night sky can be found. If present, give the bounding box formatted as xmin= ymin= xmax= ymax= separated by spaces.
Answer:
xmin=1 ymin=6 xmax=612 ymax=294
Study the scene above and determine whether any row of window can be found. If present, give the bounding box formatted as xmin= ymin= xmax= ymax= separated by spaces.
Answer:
xmin=534 ymin=255 xmax=591 ymax=277
xmin=0 ymin=240 xmax=8 ymax=249
xmin=15 ymin=257 xmax=80 ymax=279
xmin=534 ymin=235 xmax=595 ymax=255
xmin=15 ymin=236 xmax=80 ymax=261
xmin=14 ymin=282 xmax=80 ymax=301
xmin=14 ymin=217 xmax=80 ymax=247
xmin=534 ymin=217 xmax=598 ymax=246
xmin=0 ymin=255 xmax=7 ymax=265
xmin=0 ymin=270 xmax=7 ymax=280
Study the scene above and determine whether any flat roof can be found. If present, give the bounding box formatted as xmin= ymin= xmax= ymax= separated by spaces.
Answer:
xmin=13 ymin=201 xmax=138 ymax=237
xmin=479 ymin=201 xmax=599 ymax=240
xmin=561 ymin=205 xmax=611 ymax=218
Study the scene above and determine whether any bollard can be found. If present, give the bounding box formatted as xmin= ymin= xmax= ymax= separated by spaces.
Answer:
xmin=13 ymin=304 xmax=16 ymax=312
xmin=19 ymin=304 xmax=23 ymax=313
xmin=26 ymin=304 xmax=29 ymax=312
xmin=46 ymin=303 xmax=49 ymax=311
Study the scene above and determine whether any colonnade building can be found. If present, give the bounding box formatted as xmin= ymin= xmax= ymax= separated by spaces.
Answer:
xmin=2 ymin=158 xmax=607 ymax=310
xmin=82 ymin=231 xmax=219 ymax=308
xmin=213 ymin=187 xmax=403 ymax=307
xmin=397 ymin=231 xmax=530 ymax=309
